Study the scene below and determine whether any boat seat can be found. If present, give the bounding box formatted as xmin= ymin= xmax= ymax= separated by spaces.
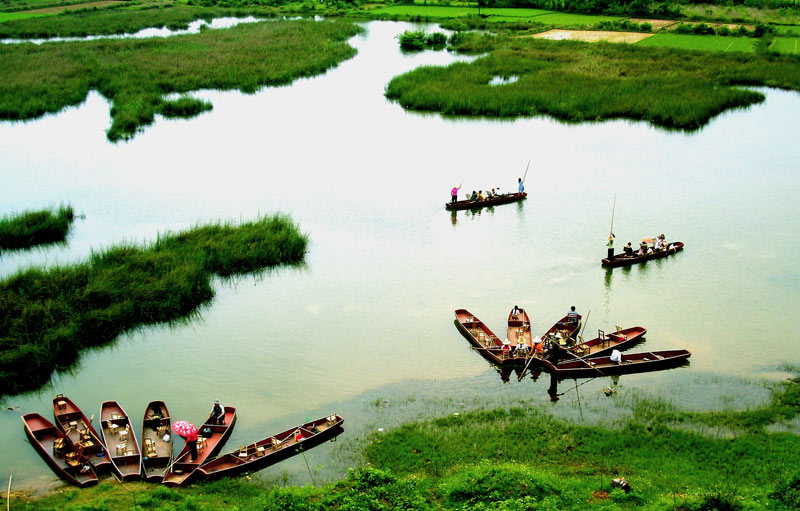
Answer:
xmin=108 ymin=422 xmax=119 ymax=435
xmin=56 ymin=400 xmax=67 ymax=411
xmin=237 ymin=446 xmax=248 ymax=459
xmin=65 ymin=452 xmax=81 ymax=467
xmin=144 ymin=438 xmax=157 ymax=457
xmin=256 ymin=445 xmax=266 ymax=457
xmin=197 ymin=437 xmax=207 ymax=452
xmin=116 ymin=442 xmax=127 ymax=455
xmin=53 ymin=437 xmax=68 ymax=455
xmin=598 ymin=329 xmax=607 ymax=347
xmin=118 ymin=428 xmax=128 ymax=442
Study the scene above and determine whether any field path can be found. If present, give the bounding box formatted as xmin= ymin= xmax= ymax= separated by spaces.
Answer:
xmin=18 ymin=1 xmax=123 ymax=15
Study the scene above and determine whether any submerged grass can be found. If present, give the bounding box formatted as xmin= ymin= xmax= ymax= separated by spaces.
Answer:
xmin=0 ymin=205 xmax=74 ymax=252
xmin=0 ymin=18 xmax=361 ymax=140
xmin=11 ymin=374 xmax=800 ymax=510
xmin=0 ymin=214 xmax=307 ymax=397
xmin=386 ymin=34 xmax=800 ymax=130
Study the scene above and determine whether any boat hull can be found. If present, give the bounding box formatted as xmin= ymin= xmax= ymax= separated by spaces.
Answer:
xmin=142 ymin=400 xmax=173 ymax=483
xmin=197 ymin=415 xmax=344 ymax=481
xmin=23 ymin=413 xmax=98 ymax=488
xmin=547 ymin=349 xmax=691 ymax=379
xmin=602 ymin=242 xmax=684 ymax=267
xmin=100 ymin=401 xmax=142 ymax=480
xmin=446 ymin=192 xmax=526 ymax=210
xmin=52 ymin=395 xmax=112 ymax=475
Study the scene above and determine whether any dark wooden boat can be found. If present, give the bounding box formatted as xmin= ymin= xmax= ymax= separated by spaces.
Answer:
xmin=602 ymin=241 xmax=684 ymax=267
xmin=445 ymin=192 xmax=526 ymax=211
xmin=100 ymin=401 xmax=142 ymax=480
xmin=52 ymin=394 xmax=112 ymax=475
xmin=544 ymin=349 xmax=691 ymax=379
xmin=563 ymin=326 xmax=646 ymax=358
xmin=22 ymin=413 xmax=99 ymax=488
xmin=196 ymin=414 xmax=344 ymax=481
xmin=141 ymin=400 xmax=173 ymax=483
xmin=162 ymin=406 xmax=237 ymax=487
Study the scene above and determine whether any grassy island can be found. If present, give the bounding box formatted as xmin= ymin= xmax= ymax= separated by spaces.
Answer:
xmin=0 ymin=205 xmax=74 ymax=252
xmin=10 ymin=372 xmax=800 ymax=510
xmin=0 ymin=214 xmax=307 ymax=396
xmin=0 ymin=18 xmax=361 ymax=141
xmin=386 ymin=34 xmax=800 ymax=130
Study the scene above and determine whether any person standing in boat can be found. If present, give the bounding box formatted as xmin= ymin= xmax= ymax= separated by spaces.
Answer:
xmin=185 ymin=428 xmax=198 ymax=460
xmin=567 ymin=306 xmax=579 ymax=326
xmin=607 ymin=233 xmax=615 ymax=260
xmin=210 ymin=400 xmax=224 ymax=425
xmin=518 ymin=178 xmax=524 ymax=194
xmin=451 ymin=185 xmax=461 ymax=204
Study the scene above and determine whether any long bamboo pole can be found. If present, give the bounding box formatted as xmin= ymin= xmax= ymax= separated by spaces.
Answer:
xmin=609 ymin=193 xmax=617 ymax=236
xmin=522 ymin=160 xmax=530 ymax=182
xmin=6 ymin=470 xmax=11 ymax=511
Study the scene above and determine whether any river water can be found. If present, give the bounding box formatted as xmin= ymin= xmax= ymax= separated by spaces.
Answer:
xmin=1 ymin=20 xmax=798 ymax=490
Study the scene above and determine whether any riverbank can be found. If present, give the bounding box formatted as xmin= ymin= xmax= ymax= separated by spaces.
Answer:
xmin=0 ymin=214 xmax=307 ymax=397
xmin=0 ymin=205 xmax=74 ymax=251
xmin=9 ymin=371 xmax=799 ymax=510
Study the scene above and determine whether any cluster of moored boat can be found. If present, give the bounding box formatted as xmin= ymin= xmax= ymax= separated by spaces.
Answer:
xmin=455 ymin=307 xmax=691 ymax=379
xmin=22 ymin=394 xmax=344 ymax=487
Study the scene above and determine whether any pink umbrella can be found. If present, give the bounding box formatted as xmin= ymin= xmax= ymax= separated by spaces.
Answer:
xmin=172 ymin=420 xmax=197 ymax=438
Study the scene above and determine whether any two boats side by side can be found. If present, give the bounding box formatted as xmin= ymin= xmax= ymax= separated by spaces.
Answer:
xmin=22 ymin=413 xmax=99 ymax=488
xmin=52 ymin=395 xmax=112 ymax=475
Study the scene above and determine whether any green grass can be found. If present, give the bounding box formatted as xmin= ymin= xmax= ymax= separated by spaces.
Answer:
xmin=11 ymin=374 xmax=800 ymax=510
xmin=0 ymin=19 xmax=361 ymax=140
xmin=0 ymin=11 xmax=52 ymax=22
xmin=0 ymin=5 xmax=261 ymax=38
xmin=769 ymin=36 xmax=800 ymax=54
xmin=386 ymin=34 xmax=800 ymax=131
xmin=0 ymin=214 xmax=307 ymax=397
xmin=0 ymin=205 xmax=74 ymax=251
xmin=637 ymin=32 xmax=758 ymax=52
xmin=368 ymin=5 xmax=623 ymax=25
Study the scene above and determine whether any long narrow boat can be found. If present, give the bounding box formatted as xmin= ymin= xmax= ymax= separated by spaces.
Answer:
xmin=563 ymin=326 xmax=646 ymax=358
xmin=100 ymin=401 xmax=142 ymax=480
xmin=602 ymin=241 xmax=684 ymax=267
xmin=196 ymin=414 xmax=344 ymax=481
xmin=454 ymin=309 xmax=508 ymax=365
xmin=507 ymin=307 xmax=532 ymax=351
xmin=162 ymin=406 xmax=237 ymax=487
xmin=22 ymin=413 xmax=99 ymax=488
xmin=141 ymin=400 xmax=173 ymax=483
xmin=52 ymin=395 xmax=112 ymax=475
xmin=543 ymin=349 xmax=691 ymax=379
xmin=445 ymin=192 xmax=526 ymax=211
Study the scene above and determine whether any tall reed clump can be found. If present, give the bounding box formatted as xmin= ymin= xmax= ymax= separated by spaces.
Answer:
xmin=385 ymin=35 xmax=800 ymax=130
xmin=0 ymin=19 xmax=362 ymax=141
xmin=0 ymin=205 xmax=74 ymax=251
xmin=0 ymin=214 xmax=307 ymax=397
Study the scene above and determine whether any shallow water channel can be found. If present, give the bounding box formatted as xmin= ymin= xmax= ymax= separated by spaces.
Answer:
xmin=1 ymin=20 xmax=799 ymax=490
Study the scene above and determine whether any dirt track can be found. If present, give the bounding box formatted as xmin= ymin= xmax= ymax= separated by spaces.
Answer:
xmin=531 ymin=29 xmax=655 ymax=44
xmin=21 ymin=1 xmax=123 ymax=14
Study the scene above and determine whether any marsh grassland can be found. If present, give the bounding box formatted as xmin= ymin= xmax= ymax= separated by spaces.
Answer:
xmin=0 ymin=214 xmax=307 ymax=396
xmin=0 ymin=19 xmax=361 ymax=140
xmin=386 ymin=34 xmax=800 ymax=129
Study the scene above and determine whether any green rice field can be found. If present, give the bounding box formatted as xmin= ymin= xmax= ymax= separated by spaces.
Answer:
xmin=369 ymin=6 xmax=622 ymax=25
xmin=770 ymin=36 xmax=800 ymax=54
xmin=638 ymin=33 xmax=758 ymax=52
xmin=0 ymin=11 xmax=51 ymax=22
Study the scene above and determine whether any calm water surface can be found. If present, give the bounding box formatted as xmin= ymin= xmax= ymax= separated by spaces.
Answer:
xmin=1 ymin=21 xmax=799 ymax=490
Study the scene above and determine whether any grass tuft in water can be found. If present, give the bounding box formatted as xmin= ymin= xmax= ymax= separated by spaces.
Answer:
xmin=0 ymin=205 xmax=74 ymax=252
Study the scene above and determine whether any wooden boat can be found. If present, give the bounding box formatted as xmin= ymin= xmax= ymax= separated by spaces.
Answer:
xmin=563 ymin=326 xmax=646 ymax=359
xmin=507 ymin=307 xmax=532 ymax=351
xmin=100 ymin=401 xmax=142 ymax=480
xmin=445 ymin=192 xmax=526 ymax=211
xmin=22 ymin=413 xmax=99 ymax=488
xmin=544 ymin=349 xmax=691 ymax=379
xmin=602 ymin=241 xmax=684 ymax=268
xmin=141 ymin=400 xmax=173 ymax=483
xmin=196 ymin=414 xmax=344 ymax=481
xmin=52 ymin=394 xmax=112 ymax=475
xmin=455 ymin=309 xmax=510 ymax=365
xmin=162 ymin=406 xmax=237 ymax=487
xmin=456 ymin=310 xmax=582 ymax=366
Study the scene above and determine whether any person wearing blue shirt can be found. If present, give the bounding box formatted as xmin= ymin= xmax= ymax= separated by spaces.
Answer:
xmin=518 ymin=178 xmax=524 ymax=194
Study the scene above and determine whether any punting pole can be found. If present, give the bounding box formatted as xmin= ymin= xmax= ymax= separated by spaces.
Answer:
xmin=522 ymin=160 xmax=530 ymax=182
xmin=459 ymin=174 xmax=467 ymax=188
xmin=6 ymin=470 xmax=11 ymax=511
xmin=609 ymin=193 xmax=616 ymax=236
